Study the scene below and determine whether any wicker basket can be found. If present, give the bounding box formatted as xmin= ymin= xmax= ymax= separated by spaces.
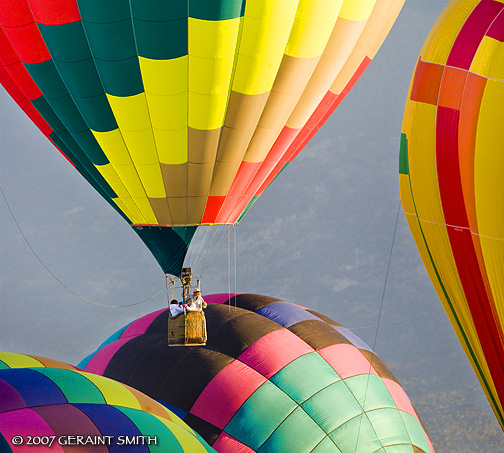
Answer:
xmin=168 ymin=310 xmax=206 ymax=346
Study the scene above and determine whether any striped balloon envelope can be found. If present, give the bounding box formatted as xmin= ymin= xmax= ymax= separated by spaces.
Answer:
xmin=399 ymin=0 xmax=504 ymax=429
xmin=0 ymin=0 xmax=404 ymax=276
xmin=0 ymin=352 xmax=216 ymax=452
xmin=80 ymin=294 xmax=434 ymax=452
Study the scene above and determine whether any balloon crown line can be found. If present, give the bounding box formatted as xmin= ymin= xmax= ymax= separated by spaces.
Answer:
xmin=1 ymin=185 xmax=164 ymax=308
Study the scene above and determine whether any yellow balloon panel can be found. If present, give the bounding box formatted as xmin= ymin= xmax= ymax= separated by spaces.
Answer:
xmin=1 ymin=0 xmax=404 ymax=275
xmin=400 ymin=0 xmax=504 ymax=428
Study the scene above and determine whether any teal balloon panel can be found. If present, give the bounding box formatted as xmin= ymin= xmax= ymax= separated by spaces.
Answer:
xmin=80 ymin=293 xmax=434 ymax=453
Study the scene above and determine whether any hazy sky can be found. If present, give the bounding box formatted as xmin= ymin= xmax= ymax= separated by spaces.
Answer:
xmin=1 ymin=1 xmax=503 ymax=451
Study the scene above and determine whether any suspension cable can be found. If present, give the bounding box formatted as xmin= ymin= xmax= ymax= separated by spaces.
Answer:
xmin=193 ymin=224 xmax=235 ymax=280
xmin=1 ymin=185 xmax=164 ymax=308
xmin=355 ymin=200 xmax=402 ymax=451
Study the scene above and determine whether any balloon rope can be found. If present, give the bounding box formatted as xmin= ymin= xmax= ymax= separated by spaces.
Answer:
xmin=234 ymin=224 xmax=237 ymax=309
xmin=228 ymin=225 xmax=231 ymax=311
xmin=194 ymin=225 xmax=221 ymax=276
xmin=355 ymin=200 xmax=402 ymax=450
xmin=198 ymin=225 xmax=235 ymax=279
xmin=203 ymin=225 xmax=229 ymax=269
xmin=191 ymin=224 xmax=211 ymax=269
xmin=0 ymin=185 xmax=164 ymax=308
xmin=166 ymin=275 xmax=176 ymax=305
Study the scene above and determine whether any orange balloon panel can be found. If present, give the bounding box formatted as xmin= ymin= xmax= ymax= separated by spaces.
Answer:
xmin=0 ymin=0 xmax=404 ymax=274
xmin=400 ymin=0 xmax=504 ymax=429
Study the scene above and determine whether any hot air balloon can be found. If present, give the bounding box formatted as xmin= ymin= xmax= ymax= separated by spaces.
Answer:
xmin=0 ymin=0 xmax=404 ymax=276
xmin=79 ymin=293 xmax=434 ymax=452
xmin=399 ymin=0 xmax=504 ymax=429
xmin=0 ymin=352 xmax=217 ymax=452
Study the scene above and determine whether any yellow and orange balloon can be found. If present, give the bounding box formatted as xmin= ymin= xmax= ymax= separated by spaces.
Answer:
xmin=400 ymin=0 xmax=504 ymax=429
xmin=1 ymin=0 xmax=403 ymax=275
